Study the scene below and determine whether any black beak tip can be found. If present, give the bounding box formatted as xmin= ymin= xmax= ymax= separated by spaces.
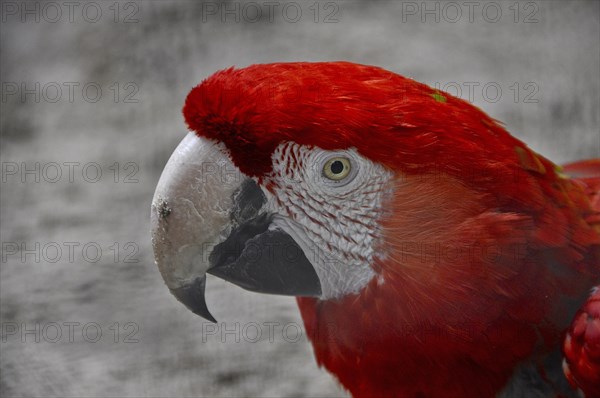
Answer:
xmin=170 ymin=276 xmax=217 ymax=323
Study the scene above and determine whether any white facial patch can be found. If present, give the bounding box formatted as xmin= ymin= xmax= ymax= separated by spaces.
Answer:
xmin=262 ymin=142 xmax=394 ymax=299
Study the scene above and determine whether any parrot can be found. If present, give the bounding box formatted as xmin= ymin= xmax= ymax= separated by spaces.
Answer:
xmin=150 ymin=62 xmax=600 ymax=398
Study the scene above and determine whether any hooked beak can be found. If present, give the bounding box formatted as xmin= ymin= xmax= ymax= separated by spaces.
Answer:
xmin=151 ymin=132 xmax=321 ymax=322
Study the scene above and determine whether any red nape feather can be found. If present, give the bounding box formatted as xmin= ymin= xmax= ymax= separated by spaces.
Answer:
xmin=563 ymin=159 xmax=600 ymax=231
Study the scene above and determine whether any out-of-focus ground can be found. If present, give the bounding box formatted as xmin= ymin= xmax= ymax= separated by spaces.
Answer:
xmin=0 ymin=1 xmax=598 ymax=397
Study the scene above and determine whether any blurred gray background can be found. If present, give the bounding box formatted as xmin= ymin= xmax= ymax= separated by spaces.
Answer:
xmin=1 ymin=1 xmax=598 ymax=397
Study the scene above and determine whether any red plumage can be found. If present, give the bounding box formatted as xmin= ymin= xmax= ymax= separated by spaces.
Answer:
xmin=563 ymin=287 xmax=600 ymax=397
xmin=184 ymin=62 xmax=600 ymax=397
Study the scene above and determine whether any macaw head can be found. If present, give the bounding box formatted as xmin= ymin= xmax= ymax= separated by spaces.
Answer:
xmin=151 ymin=62 xmax=551 ymax=322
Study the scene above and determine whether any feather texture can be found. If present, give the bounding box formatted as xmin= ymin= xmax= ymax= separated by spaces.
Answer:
xmin=184 ymin=62 xmax=600 ymax=397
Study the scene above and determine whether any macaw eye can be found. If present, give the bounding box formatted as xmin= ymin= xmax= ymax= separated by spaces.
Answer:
xmin=323 ymin=157 xmax=352 ymax=181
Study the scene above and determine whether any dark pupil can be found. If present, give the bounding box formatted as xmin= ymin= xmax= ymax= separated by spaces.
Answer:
xmin=330 ymin=160 xmax=344 ymax=175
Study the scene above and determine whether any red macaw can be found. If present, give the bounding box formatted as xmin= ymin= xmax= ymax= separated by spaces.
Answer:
xmin=151 ymin=62 xmax=600 ymax=397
